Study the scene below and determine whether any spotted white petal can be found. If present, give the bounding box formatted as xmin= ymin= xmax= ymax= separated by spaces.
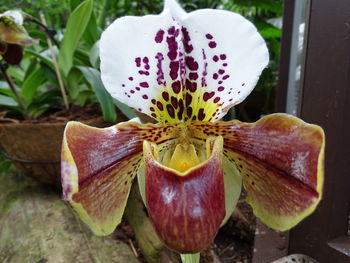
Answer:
xmin=100 ymin=0 xmax=268 ymax=123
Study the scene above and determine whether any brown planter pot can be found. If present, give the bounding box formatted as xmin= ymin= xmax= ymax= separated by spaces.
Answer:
xmin=0 ymin=116 xmax=123 ymax=187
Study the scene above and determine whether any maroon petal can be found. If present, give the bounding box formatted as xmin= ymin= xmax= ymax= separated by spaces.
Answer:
xmin=144 ymin=137 xmax=225 ymax=253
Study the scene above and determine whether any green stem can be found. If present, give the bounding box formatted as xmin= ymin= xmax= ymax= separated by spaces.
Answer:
xmin=39 ymin=13 xmax=69 ymax=110
xmin=0 ymin=64 xmax=28 ymax=118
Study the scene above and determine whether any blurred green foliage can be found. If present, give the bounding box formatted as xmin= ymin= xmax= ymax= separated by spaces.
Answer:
xmin=1 ymin=0 xmax=283 ymax=121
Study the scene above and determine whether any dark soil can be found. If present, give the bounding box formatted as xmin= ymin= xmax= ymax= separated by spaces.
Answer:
xmin=115 ymin=194 xmax=256 ymax=263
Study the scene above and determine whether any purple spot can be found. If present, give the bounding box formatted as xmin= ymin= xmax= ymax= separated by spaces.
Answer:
xmin=229 ymin=98 xmax=233 ymax=102
xmin=189 ymin=72 xmax=198 ymax=80
xmin=181 ymin=27 xmax=193 ymax=54
xmin=242 ymin=83 xmax=245 ymax=86
xmin=155 ymin=52 xmax=165 ymax=85
xmin=143 ymin=57 xmax=149 ymax=64
xmin=198 ymin=108 xmax=206 ymax=121
xmin=151 ymin=113 xmax=157 ymax=118
xmin=185 ymin=79 xmax=197 ymax=92
xmin=203 ymin=92 xmax=215 ymax=101
xmin=220 ymin=54 xmax=226 ymax=60
xmin=223 ymin=63 xmax=228 ymax=67
xmin=142 ymin=94 xmax=148 ymax=99
xmin=155 ymin=29 xmax=165 ymax=43
xmin=135 ymin=87 xmax=140 ymax=91
xmin=130 ymin=90 xmax=135 ymax=94
xmin=208 ymin=41 xmax=217 ymax=48
xmin=157 ymin=101 xmax=164 ymax=111
xmin=145 ymin=64 xmax=150 ymax=70
xmin=128 ymin=77 xmax=134 ymax=81
xmin=168 ymin=26 xmax=175 ymax=35
xmin=169 ymin=61 xmax=179 ymax=80
xmin=206 ymin=33 xmax=213 ymax=39
xmin=223 ymin=75 xmax=230 ymax=80
xmin=217 ymin=86 xmax=225 ymax=92
xmin=122 ymin=84 xmax=125 ymax=87
xmin=186 ymin=107 xmax=193 ymax=117
xmin=151 ymin=99 xmax=156 ymax=104
xmin=185 ymin=56 xmax=198 ymax=70
xmin=218 ymin=81 xmax=223 ymax=84
xmin=238 ymin=91 xmax=241 ymax=94
xmin=162 ymin=91 xmax=169 ymax=101
xmin=213 ymin=55 xmax=219 ymax=62
xmin=140 ymin=82 xmax=149 ymax=88
xmin=171 ymin=97 xmax=178 ymax=109
xmin=172 ymin=80 xmax=181 ymax=94
xmin=138 ymin=70 xmax=149 ymax=75
xmin=135 ymin=57 xmax=141 ymax=67
xmin=178 ymin=99 xmax=184 ymax=120
xmin=167 ymin=36 xmax=178 ymax=60
xmin=150 ymin=107 xmax=155 ymax=112
xmin=185 ymin=93 xmax=192 ymax=106
xmin=214 ymin=97 xmax=220 ymax=103
xmin=213 ymin=73 xmax=219 ymax=80
xmin=166 ymin=104 xmax=175 ymax=118
xmin=218 ymin=69 xmax=225 ymax=75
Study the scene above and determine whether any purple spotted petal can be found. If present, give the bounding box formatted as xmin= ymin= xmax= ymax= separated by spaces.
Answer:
xmin=100 ymin=0 xmax=268 ymax=123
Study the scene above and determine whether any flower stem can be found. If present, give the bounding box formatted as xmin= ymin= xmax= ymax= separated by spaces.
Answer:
xmin=0 ymin=63 xmax=28 ymax=118
xmin=25 ymin=14 xmax=60 ymax=48
xmin=39 ymin=13 xmax=69 ymax=110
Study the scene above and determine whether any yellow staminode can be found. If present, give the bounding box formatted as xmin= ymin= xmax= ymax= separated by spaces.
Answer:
xmin=166 ymin=143 xmax=200 ymax=173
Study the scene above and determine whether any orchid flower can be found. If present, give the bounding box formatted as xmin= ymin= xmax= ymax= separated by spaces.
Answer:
xmin=0 ymin=10 xmax=38 ymax=65
xmin=61 ymin=0 xmax=325 ymax=254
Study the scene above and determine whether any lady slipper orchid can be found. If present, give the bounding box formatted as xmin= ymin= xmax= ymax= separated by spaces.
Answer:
xmin=61 ymin=0 xmax=325 ymax=254
xmin=0 ymin=10 xmax=38 ymax=65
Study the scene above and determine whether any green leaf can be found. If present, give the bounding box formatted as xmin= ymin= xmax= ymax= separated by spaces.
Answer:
xmin=66 ymin=67 xmax=83 ymax=99
xmin=21 ymin=67 xmax=47 ymax=104
xmin=89 ymin=40 xmax=100 ymax=68
xmin=70 ymin=0 xmax=83 ymax=11
xmin=256 ymin=21 xmax=281 ymax=39
xmin=58 ymin=0 xmax=93 ymax=76
xmin=180 ymin=253 xmax=200 ymax=263
xmin=7 ymin=67 xmax=24 ymax=82
xmin=24 ymin=50 xmax=54 ymax=70
xmin=0 ymin=95 xmax=18 ymax=107
xmin=113 ymin=99 xmax=137 ymax=120
xmin=83 ymin=11 xmax=100 ymax=47
xmin=234 ymin=0 xmax=283 ymax=15
xmin=77 ymin=66 xmax=116 ymax=122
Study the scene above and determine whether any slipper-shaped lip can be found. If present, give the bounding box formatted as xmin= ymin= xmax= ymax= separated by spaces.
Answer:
xmin=144 ymin=136 xmax=226 ymax=253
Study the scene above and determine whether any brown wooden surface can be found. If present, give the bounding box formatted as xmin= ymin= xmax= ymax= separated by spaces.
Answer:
xmin=288 ymin=0 xmax=350 ymax=261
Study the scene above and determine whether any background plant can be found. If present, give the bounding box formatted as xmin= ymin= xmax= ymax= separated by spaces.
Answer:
xmin=1 ymin=0 xmax=282 ymax=121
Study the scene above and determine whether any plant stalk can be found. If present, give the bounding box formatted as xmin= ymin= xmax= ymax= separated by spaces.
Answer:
xmin=0 ymin=64 xmax=28 ymax=118
xmin=25 ymin=14 xmax=60 ymax=47
xmin=39 ymin=13 xmax=69 ymax=110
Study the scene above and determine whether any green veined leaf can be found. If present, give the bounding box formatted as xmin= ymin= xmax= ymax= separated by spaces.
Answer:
xmin=76 ymin=66 xmax=116 ymax=122
xmin=21 ymin=67 xmax=47 ymax=104
xmin=58 ymin=0 xmax=93 ymax=76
